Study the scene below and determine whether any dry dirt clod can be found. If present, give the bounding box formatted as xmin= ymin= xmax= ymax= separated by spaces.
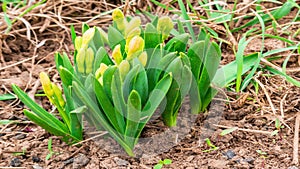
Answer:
xmin=72 ymin=153 xmax=89 ymax=169
xmin=114 ymin=157 xmax=130 ymax=166
xmin=32 ymin=164 xmax=43 ymax=169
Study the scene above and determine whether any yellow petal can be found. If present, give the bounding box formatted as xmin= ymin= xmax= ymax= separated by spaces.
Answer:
xmin=157 ymin=16 xmax=174 ymax=40
xmin=95 ymin=63 xmax=108 ymax=79
xmin=112 ymin=44 xmax=123 ymax=65
xmin=51 ymin=83 xmax=65 ymax=108
xmin=138 ymin=51 xmax=148 ymax=67
xmin=127 ymin=36 xmax=144 ymax=60
xmin=112 ymin=9 xmax=127 ymax=33
xmin=75 ymin=36 xmax=82 ymax=51
xmin=119 ymin=60 xmax=130 ymax=80
xmin=76 ymin=48 xmax=86 ymax=73
xmin=39 ymin=72 xmax=53 ymax=97
xmin=85 ymin=47 xmax=94 ymax=74
xmin=125 ymin=16 xmax=141 ymax=37
xmin=82 ymin=28 xmax=95 ymax=47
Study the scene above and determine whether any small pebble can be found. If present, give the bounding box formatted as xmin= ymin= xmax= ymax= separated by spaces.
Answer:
xmin=243 ymin=157 xmax=254 ymax=164
xmin=114 ymin=157 xmax=129 ymax=166
xmin=32 ymin=164 xmax=43 ymax=169
xmin=10 ymin=158 xmax=21 ymax=167
xmin=32 ymin=156 xmax=41 ymax=163
xmin=223 ymin=150 xmax=236 ymax=160
xmin=288 ymin=166 xmax=299 ymax=169
xmin=64 ymin=158 xmax=74 ymax=165
xmin=14 ymin=133 xmax=26 ymax=140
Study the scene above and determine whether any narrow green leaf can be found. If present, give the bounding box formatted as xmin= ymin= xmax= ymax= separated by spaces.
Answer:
xmin=0 ymin=93 xmax=15 ymax=101
xmin=93 ymin=77 xmax=125 ymax=134
xmin=220 ymin=127 xmax=238 ymax=136
xmin=12 ymin=84 xmax=68 ymax=132
xmin=125 ymin=90 xmax=141 ymax=148
xmin=72 ymin=81 xmax=134 ymax=156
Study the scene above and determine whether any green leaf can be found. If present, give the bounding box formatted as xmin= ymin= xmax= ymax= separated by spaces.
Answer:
xmin=72 ymin=81 xmax=134 ymax=156
xmin=220 ymin=127 xmax=238 ymax=136
xmin=123 ymin=65 xmax=140 ymax=102
xmin=102 ymin=66 xmax=117 ymax=101
xmin=111 ymin=70 xmax=127 ymax=119
xmin=92 ymin=27 xmax=104 ymax=49
xmin=24 ymin=110 xmax=73 ymax=142
xmin=154 ymin=163 xmax=163 ymax=169
xmin=70 ymin=25 xmax=76 ymax=44
xmin=213 ymin=53 xmax=259 ymax=88
xmin=164 ymin=33 xmax=189 ymax=53
xmin=0 ymin=93 xmax=15 ymax=101
xmin=163 ymin=159 xmax=172 ymax=164
xmin=132 ymin=65 xmax=148 ymax=105
xmin=108 ymin=26 xmax=126 ymax=50
xmin=144 ymin=23 xmax=161 ymax=49
xmin=12 ymin=84 xmax=68 ymax=132
xmin=137 ymin=73 xmax=172 ymax=136
xmin=69 ymin=106 xmax=86 ymax=140
xmin=93 ymin=77 xmax=125 ymax=134
xmin=94 ymin=47 xmax=114 ymax=72
xmin=125 ymin=90 xmax=141 ymax=148
xmin=0 ymin=120 xmax=15 ymax=125
xmin=265 ymin=66 xmax=300 ymax=87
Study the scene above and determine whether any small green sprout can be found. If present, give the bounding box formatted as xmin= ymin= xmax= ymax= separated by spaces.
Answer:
xmin=154 ymin=159 xmax=172 ymax=169
xmin=203 ymin=138 xmax=219 ymax=152
xmin=46 ymin=138 xmax=59 ymax=161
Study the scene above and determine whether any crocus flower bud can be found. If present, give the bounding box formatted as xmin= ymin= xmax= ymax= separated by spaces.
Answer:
xmin=112 ymin=9 xmax=127 ymax=33
xmin=85 ymin=47 xmax=94 ymax=74
xmin=112 ymin=44 xmax=123 ymax=65
xmin=125 ymin=16 xmax=141 ymax=37
xmin=95 ymin=63 xmax=108 ymax=79
xmin=125 ymin=27 xmax=141 ymax=53
xmin=39 ymin=72 xmax=54 ymax=97
xmin=138 ymin=51 xmax=147 ymax=67
xmin=157 ymin=16 xmax=174 ymax=40
xmin=119 ymin=60 xmax=130 ymax=80
xmin=82 ymin=27 xmax=95 ymax=48
xmin=75 ymin=36 xmax=82 ymax=51
xmin=127 ymin=36 xmax=144 ymax=60
xmin=76 ymin=48 xmax=86 ymax=74
xmin=51 ymin=83 xmax=65 ymax=108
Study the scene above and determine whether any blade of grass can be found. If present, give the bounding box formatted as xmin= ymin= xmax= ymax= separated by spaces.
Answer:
xmin=178 ymin=0 xmax=196 ymax=42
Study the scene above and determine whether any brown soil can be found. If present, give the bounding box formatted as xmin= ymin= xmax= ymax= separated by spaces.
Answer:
xmin=1 ymin=1 xmax=299 ymax=169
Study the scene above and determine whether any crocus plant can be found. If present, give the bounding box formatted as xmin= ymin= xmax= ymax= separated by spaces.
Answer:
xmin=12 ymin=9 xmax=221 ymax=156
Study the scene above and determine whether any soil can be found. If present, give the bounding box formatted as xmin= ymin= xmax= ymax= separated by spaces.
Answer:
xmin=1 ymin=0 xmax=300 ymax=169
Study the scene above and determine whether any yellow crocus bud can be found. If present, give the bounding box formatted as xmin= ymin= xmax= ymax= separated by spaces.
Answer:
xmin=119 ymin=60 xmax=130 ymax=80
xmin=125 ymin=16 xmax=141 ymax=37
xmin=51 ymin=83 xmax=65 ymax=108
xmin=157 ymin=16 xmax=174 ymax=40
xmin=76 ymin=48 xmax=86 ymax=73
xmin=127 ymin=36 xmax=144 ymax=60
xmin=95 ymin=63 xmax=108 ymax=79
xmin=82 ymin=27 xmax=95 ymax=47
xmin=75 ymin=36 xmax=82 ymax=51
xmin=112 ymin=44 xmax=123 ymax=65
xmin=112 ymin=9 xmax=127 ymax=33
xmin=85 ymin=47 xmax=94 ymax=74
xmin=39 ymin=72 xmax=54 ymax=97
xmin=125 ymin=27 xmax=141 ymax=53
xmin=138 ymin=51 xmax=147 ymax=67
xmin=97 ymin=27 xmax=109 ymax=44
